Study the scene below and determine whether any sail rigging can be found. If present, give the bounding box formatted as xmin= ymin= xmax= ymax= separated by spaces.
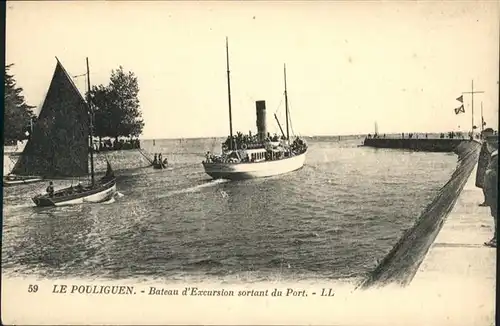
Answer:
xmin=274 ymin=65 xmax=297 ymax=140
xmin=11 ymin=59 xmax=90 ymax=178
xmin=284 ymin=64 xmax=290 ymax=141
xmin=226 ymin=37 xmax=234 ymax=151
xmin=86 ymin=58 xmax=95 ymax=185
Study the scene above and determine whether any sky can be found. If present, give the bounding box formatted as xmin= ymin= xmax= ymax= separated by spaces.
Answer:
xmin=5 ymin=1 xmax=500 ymax=139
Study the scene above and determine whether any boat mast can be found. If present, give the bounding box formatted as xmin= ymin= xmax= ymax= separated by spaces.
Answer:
xmin=86 ymin=57 xmax=95 ymax=186
xmin=226 ymin=37 xmax=234 ymax=150
xmin=284 ymin=64 xmax=289 ymax=141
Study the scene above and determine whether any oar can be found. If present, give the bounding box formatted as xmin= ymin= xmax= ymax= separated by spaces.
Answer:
xmin=137 ymin=149 xmax=154 ymax=165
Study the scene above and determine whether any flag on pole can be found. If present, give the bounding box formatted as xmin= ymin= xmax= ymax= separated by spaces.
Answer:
xmin=456 ymin=95 xmax=463 ymax=103
xmin=454 ymin=105 xmax=465 ymax=114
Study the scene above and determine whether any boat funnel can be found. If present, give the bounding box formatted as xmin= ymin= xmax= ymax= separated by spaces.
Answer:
xmin=256 ymin=100 xmax=267 ymax=142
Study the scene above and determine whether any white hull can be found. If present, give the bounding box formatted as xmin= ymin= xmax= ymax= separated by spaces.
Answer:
xmin=202 ymin=151 xmax=306 ymax=180
xmin=54 ymin=184 xmax=117 ymax=206
xmin=32 ymin=180 xmax=117 ymax=207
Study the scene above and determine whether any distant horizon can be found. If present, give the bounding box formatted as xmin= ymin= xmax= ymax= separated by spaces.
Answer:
xmin=5 ymin=128 xmax=492 ymax=144
xmin=138 ymin=129 xmax=485 ymax=141
xmin=4 ymin=129 xmax=491 ymax=149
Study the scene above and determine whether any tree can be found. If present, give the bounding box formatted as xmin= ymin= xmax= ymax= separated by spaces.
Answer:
xmin=89 ymin=84 xmax=113 ymax=142
xmin=4 ymin=64 xmax=36 ymax=144
xmin=90 ymin=66 xmax=144 ymax=141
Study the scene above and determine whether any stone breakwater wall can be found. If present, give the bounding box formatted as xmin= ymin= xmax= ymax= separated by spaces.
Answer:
xmin=358 ymin=140 xmax=481 ymax=289
xmin=363 ymin=137 xmax=465 ymax=153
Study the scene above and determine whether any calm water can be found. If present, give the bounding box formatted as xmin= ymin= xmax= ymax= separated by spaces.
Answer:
xmin=2 ymin=137 xmax=458 ymax=283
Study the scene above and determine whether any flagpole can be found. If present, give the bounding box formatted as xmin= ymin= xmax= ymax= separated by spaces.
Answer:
xmin=462 ymin=79 xmax=484 ymax=137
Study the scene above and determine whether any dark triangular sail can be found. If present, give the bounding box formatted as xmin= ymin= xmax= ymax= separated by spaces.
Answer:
xmin=11 ymin=60 xmax=90 ymax=178
xmin=100 ymin=158 xmax=115 ymax=183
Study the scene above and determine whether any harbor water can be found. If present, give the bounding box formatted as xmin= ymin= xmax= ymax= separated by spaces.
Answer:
xmin=2 ymin=137 xmax=458 ymax=283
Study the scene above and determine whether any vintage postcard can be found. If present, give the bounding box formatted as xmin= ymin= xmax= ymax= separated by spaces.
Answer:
xmin=2 ymin=1 xmax=498 ymax=325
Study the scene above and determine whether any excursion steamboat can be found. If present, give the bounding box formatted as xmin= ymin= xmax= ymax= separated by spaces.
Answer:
xmin=202 ymin=38 xmax=308 ymax=180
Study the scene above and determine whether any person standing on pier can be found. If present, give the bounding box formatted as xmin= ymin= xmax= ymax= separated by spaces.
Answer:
xmin=476 ymin=128 xmax=495 ymax=206
xmin=483 ymin=134 xmax=498 ymax=247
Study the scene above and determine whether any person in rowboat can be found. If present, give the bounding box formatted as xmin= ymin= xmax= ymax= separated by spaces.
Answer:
xmin=75 ymin=182 xmax=84 ymax=192
xmin=46 ymin=181 xmax=54 ymax=197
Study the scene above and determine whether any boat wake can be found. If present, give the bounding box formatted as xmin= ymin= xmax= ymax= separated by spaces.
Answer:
xmin=100 ymin=191 xmax=125 ymax=205
xmin=156 ymin=179 xmax=229 ymax=199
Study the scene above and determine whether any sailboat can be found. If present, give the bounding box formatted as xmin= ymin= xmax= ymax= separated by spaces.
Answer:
xmin=202 ymin=38 xmax=308 ymax=180
xmin=11 ymin=57 xmax=117 ymax=206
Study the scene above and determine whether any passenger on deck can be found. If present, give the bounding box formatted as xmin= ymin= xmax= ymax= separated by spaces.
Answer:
xmin=46 ymin=181 xmax=54 ymax=197
xmin=158 ymin=153 xmax=163 ymax=166
xmin=153 ymin=153 xmax=158 ymax=165
xmin=205 ymin=151 xmax=212 ymax=163
xmin=476 ymin=128 xmax=495 ymax=206
xmin=163 ymin=158 xmax=168 ymax=165
xmin=484 ymin=134 xmax=498 ymax=247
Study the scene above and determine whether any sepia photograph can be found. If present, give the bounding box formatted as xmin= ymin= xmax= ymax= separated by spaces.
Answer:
xmin=1 ymin=1 xmax=498 ymax=325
